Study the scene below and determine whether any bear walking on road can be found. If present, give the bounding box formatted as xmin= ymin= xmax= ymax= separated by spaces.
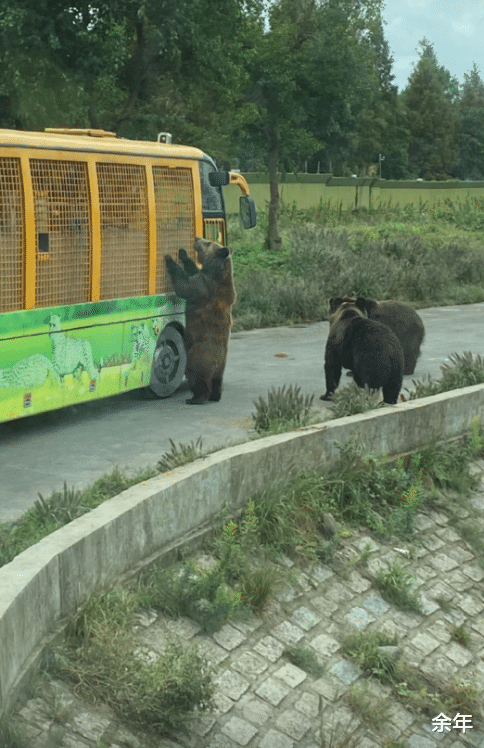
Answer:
xmin=165 ymin=237 xmax=236 ymax=404
xmin=321 ymin=304 xmax=404 ymax=404
xmin=329 ymin=296 xmax=424 ymax=375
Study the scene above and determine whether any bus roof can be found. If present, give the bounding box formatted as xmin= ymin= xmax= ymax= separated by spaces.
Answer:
xmin=0 ymin=128 xmax=207 ymax=161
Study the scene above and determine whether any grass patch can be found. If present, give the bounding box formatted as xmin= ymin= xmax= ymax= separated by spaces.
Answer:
xmin=328 ymin=381 xmax=383 ymax=418
xmin=49 ymin=586 xmax=214 ymax=737
xmin=283 ymin=645 xmax=326 ymax=678
xmin=375 ymin=563 xmax=422 ymax=613
xmin=346 ymin=684 xmax=391 ymax=730
xmin=408 ymin=351 xmax=484 ymax=400
xmin=156 ymin=437 xmax=205 ymax=472
xmin=342 ymin=630 xmax=481 ymax=719
xmin=451 ymin=624 xmax=471 ymax=647
xmin=231 ymin=202 xmax=484 ymax=332
xmin=0 ymin=465 xmax=158 ymax=569
xmin=251 ymin=384 xmax=315 ymax=435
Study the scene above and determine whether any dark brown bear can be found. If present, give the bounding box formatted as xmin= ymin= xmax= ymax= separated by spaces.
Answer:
xmin=165 ymin=237 xmax=235 ymax=404
xmin=329 ymin=297 xmax=424 ymax=375
xmin=321 ymin=304 xmax=404 ymax=404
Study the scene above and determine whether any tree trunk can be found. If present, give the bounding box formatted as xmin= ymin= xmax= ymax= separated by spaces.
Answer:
xmin=267 ymin=122 xmax=282 ymax=252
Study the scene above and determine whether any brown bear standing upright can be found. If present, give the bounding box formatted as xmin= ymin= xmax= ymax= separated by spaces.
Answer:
xmin=165 ymin=237 xmax=235 ymax=404
xmin=329 ymin=297 xmax=425 ymax=375
xmin=321 ymin=303 xmax=404 ymax=404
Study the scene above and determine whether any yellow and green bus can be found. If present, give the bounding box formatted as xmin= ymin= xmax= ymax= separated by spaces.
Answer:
xmin=0 ymin=127 xmax=256 ymax=422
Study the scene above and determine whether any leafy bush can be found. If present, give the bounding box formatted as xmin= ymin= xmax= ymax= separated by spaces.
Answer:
xmin=252 ymin=384 xmax=314 ymax=435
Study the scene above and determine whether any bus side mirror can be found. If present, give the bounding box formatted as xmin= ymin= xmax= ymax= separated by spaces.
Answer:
xmin=208 ymin=171 xmax=230 ymax=187
xmin=240 ymin=196 xmax=257 ymax=229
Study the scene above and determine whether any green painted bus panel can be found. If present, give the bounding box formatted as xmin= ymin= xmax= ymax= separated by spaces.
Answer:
xmin=0 ymin=294 xmax=185 ymax=422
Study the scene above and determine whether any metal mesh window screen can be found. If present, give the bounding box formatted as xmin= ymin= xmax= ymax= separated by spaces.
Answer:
xmin=152 ymin=166 xmax=195 ymax=293
xmin=0 ymin=158 xmax=23 ymax=312
xmin=97 ymin=163 xmax=149 ymax=299
xmin=203 ymin=218 xmax=226 ymax=245
xmin=31 ymin=159 xmax=91 ymax=308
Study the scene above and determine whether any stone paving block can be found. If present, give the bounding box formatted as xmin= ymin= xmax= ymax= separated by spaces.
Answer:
xmin=362 ymin=593 xmax=390 ymax=615
xmin=415 ymin=565 xmax=438 ymax=584
xmin=196 ymin=638 xmax=230 ymax=665
xmin=407 ymin=735 xmax=438 ymax=748
xmin=456 ymin=593 xmax=484 ymax=616
xmin=344 ymin=606 xmax=375 ymax=629
xmin=426 ymin=620 xmax=452 ymax=643
xmin=413 ymin=514 xmax=437 ymax=531
xmin=221 ymin=716 xmax=258 ymax=746
xmin=276 ymin=553 xmax=295 ymax=568
xmin=345 ymin=570 xmax=372 ymax=593
xmin=190 ymin=714 xmax=216 ymax=736
xmin=290 ymin=605 xmax=321 ymax=630
xmin=411 ymin=633 xmax=441 ymax=660
xmin=448 ymin=547 xmax=476 ymax=564
xmin=258 ymin=729 xmax=295 ymax=748
xmin=207 ymin=735 xmax=240 ymax=748
xmin=294 ymin=691 xmax=320 ymax=718
xmin=165 ymin=615 xmax=201 ymax=638
xmin=275 ymin=708 xmax=312 ymax=740
xmin=71 ymin=712 xmax=111 ymax=742
xmin=213 ymin=692 xmax=234 ymax=714
xmin=435 ymin=527 xmax=462 ymax=543
xmin=444 ymin=641 xmax=474 ymax=666
xmin=230 ymin=615 xmax=262 ymax=634
xmin=212 ymin=624 xmax=246 ymax=650
xmin=255 ymin=676 xmax=291 ymax=706
xmin=272 ymin=620 xmax=305 ymax=645
xmin=421 ymin=535 xmax=445 ymax=551
xmin=388 ymin=702 xmax=416 ymax=732
xmin=239 ymin=694 xmax=273 ymax=725
xmin=330 ymin=658 xmax=362 ymax=684
xmin=462 ymin=564 xmax=484 ymax=582
xmin=231 ymin=650 xmax=268 ymax=677
xmin=275 ymin=584 xmax=302 ymax=603
xmin=444 ymin=569 xmax=474 ymax=591
xmin=428 ymin=553 xmax=459 ymax=572
xmin=472 ymin=617 xmax=484 ymax=637
xmin=392 ymin=611 xmax=421 ymax=629
xmin=311 ymin=595 xmax=338 ymax=615
xmin=253 ymin=635 xmax=285 ymax=662
xmin=353 ymin=535 xmax=380 ymax=552
xmin=419 ymin=595 xmax=441 ymax=615
xmin=310 ymin=633 xmax=340 ymax=656
xmin=309 ymin=563 xmax=334 ymax=583
xmin=311 ymin=676 xmax=344 ymax=702
xmin=215 ymin=669 xmax=251 ymax=700
xmin=325 ymin=581 xmax=355 ymax=603
xmin=427 ymin=510 xmax=449 ymax=526
xmin=273 ymin=662 xmax=307 ymax=688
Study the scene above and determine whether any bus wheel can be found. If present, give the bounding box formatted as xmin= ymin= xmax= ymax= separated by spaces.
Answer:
xmin=149 ymin=326 xmax=186 ymax=398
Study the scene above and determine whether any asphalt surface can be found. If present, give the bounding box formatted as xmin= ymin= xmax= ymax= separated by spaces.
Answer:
xmin=1 ymin=302 xmax=484 ymax=524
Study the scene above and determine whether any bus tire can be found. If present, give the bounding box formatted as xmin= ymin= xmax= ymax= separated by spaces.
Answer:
xmin=149 ymin=325 xmax=186 ymax=398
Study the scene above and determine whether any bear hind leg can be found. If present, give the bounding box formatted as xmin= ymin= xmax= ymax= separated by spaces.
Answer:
xmin=186 ymin=372 xmax=211 ymax=404
xmin=209 ymin=375 xmax=223 ymax=401
xmin=382 ymin=376 xmax=402 ymax=405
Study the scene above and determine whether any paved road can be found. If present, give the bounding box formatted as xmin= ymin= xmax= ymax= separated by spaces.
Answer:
xmin=1 ymin=302 xmax=484 ymax=523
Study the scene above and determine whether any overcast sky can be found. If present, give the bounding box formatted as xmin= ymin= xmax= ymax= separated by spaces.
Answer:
xmin=381 ymin=0 xmax=484 ymax=92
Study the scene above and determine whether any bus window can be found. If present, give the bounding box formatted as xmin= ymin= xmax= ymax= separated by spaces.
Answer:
xmin=31 ymin=159 xmax=91 ymax=308
xmin=152 ymin=166 xmax=196 ymax=294
xmin=0 ymin=157 xmax=23 ymax=312
xmin=96 ymin=162 xmax=149 ymax=300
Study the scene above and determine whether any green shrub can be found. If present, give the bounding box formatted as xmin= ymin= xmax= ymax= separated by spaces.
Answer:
xmin=252 ymin=384 xmax=314 ymax=435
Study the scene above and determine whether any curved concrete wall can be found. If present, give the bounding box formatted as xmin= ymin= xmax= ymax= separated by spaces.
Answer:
xmin=2 ymin=384 xmax=484 ymax=715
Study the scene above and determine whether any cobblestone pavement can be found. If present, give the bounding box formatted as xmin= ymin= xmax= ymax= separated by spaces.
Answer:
xmin=15 ymin=464 xmax=484 ymax=748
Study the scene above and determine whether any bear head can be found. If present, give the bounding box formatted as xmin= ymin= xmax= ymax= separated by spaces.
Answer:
xmin=329 ymin=297 xmax=367 ymax=326
xmin=194 ymin=237 xmax=233 ymax=284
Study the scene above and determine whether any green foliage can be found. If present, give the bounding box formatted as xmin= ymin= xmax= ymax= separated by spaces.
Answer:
xmin=341 ymin=631 xmax=400 ymax=684
xmin=156 ymin=437 xmax=205 ymax=472
xmin=0 ymin=715 xmax=26 ymax=748
xmin=252 ymin=384 xmax=314 ymax=435
xmin=283 ymin=645 xmax=326 ymax=678
xmin=0 ymin=465 xmax=158 ymax=569
xmin=375 ymin=563 xmax=422 ymax=612
xmin=451 ymin=624 xmax=471 ymax=647
xmin=346 ymin=684 xmax=391 ymax=729
xmin=53 ymin=587 xmax=214 ymax=736
xmin=329 ymin=381 xmax=383 ymax=418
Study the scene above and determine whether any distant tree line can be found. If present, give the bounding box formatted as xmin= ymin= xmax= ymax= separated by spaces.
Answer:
xmin=1 ymin=0 xmax=483 ymax=248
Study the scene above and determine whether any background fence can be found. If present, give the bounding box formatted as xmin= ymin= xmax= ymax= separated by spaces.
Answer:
xmin=223 ymin=173 xmax=484 ymax=215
